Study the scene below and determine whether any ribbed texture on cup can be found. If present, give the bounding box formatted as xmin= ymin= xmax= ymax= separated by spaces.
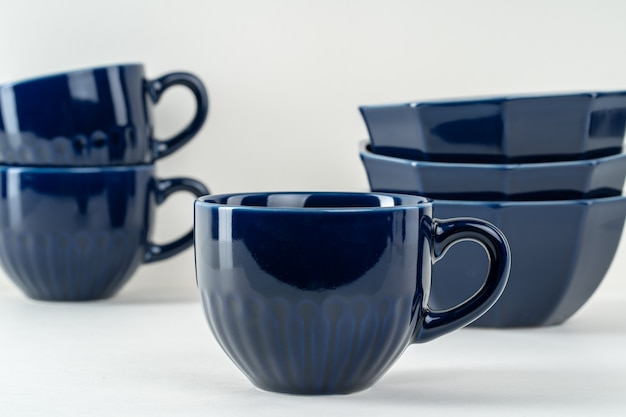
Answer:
xmin=200 ymin=289 xmax=414 ymax=395
xmin=0 ymin=229 xmax=143 ymax=301
xmin=0 ymin=126 xmax=150 ymax=166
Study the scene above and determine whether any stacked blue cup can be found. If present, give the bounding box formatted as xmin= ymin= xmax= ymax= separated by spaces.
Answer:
xmin=359 ymin=92 xmax=626 ymax=327
xmin=0 ymin=63 xmax=210 ymax=301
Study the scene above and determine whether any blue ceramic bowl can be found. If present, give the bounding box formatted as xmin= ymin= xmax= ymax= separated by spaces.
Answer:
xmin=360 ymin=91 xmax=626 ymax=163
xmin=0 ymin=63 xmax=208 ymax=166
xmin=360 ymin=141 xmax=626 ymax=201
xmin=428 ymin=196 xmax=626 ymax=327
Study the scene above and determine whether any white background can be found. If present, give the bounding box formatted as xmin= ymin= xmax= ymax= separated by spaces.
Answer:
xmin=1 ymin=1 xmax=626 ymax=415
xmin=1 ymin=0 xmax=626 ymax=297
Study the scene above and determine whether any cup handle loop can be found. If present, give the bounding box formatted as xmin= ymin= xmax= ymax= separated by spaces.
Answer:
xmin=147 ymin=72 xmax=209 ymax=161
xmin=143 ymin=177 xmax=210 ymax=264
xmin=413 ymin=217 xmax=511 ymax=343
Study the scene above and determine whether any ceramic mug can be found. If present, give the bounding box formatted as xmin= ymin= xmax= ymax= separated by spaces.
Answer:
xmin=0 ymin=165 xmax=209 ymax=301
xmin=0 ymin=63 xmax=208 ymax=166
xmin=194 ymin=192 xmax=511 ymax=395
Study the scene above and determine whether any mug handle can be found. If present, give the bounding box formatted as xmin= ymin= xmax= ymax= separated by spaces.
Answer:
xmin=413 ymin=217 xmax=511 ymax=343
xmin=143 ymin=177 xmax=210 ymax=264
xmin=147 ymin=72 xmax=210 ymax=161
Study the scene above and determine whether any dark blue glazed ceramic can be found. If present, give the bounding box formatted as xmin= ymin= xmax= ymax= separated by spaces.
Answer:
xmin=0 ymin=63 xmax=208 ymax=166
xmin=194 ymin=192 xmax=511 ymax=394
xmin=360 ymin=141 xmax=626 ymax=200
xmin=0 ymin=165 xmax=208 ymax=301
xmin=360 ymin=91 xmax=626 ymax=163
xmin=428 ymin=196 xmax=626 ymax=327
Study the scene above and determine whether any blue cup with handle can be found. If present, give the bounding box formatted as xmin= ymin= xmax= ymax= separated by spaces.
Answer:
xmin=0 ymin=63 xmax=208 ymax=166
xmin=0 ymin=164 xmax=209 ymax=301
xmin=194 ymin=192 xmax=511 ymax=395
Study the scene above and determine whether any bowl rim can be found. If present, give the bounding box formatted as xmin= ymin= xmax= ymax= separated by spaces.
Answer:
xmin=359 ymin=140 xmax=626 ymax=169
xmin=358 ymin=89 xmax=626 ymax=109
xmin=431 ymin=194 xmax=626 ymax=207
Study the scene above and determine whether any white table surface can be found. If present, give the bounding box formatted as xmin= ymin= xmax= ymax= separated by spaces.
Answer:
xmin=1 ymin=245 xmax=625 ymax=417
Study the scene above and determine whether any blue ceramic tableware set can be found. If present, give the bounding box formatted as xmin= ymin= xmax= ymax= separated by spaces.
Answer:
xmin=3 ymin=65 xmax=624 ymax=396
xmin=360 ymin=92 xmax=626 ymax=327
xmin=0 ymin=64 xmax=210 ymax=301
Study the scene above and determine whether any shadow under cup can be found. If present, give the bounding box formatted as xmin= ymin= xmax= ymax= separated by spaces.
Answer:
xmin=194 ymin=192 xmax=511 ymax=395
xmin=0 ymin=165 xmax=208 ymax=301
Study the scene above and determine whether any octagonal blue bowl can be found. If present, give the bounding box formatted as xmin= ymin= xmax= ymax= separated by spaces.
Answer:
xmin=360 ymin=91 xmax=626 ymax=163
xmin=360 ymin=141 xmax=626 ymax=201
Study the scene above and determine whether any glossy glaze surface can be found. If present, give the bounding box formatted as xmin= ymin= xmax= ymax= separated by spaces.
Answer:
xmin=0 ymin=165 xmax=209 ymax=301
xmin=360 ymin=141 xmax=626 ymax=200
xmin=428 ymin=196 xmax=626 ymax=327
xmin=360 ymin=91 xmax=626 ymax=163
xmin=0 ymin=64 xmax=209 ymax=166
xmin=194 ymin=192 xmax=510 ymax=394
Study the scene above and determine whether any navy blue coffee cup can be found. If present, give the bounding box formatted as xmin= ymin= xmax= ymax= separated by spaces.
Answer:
xmin=0 ymin=63 xmax=208 ymax=166
xmin=0 ymin=165 xmax=209 ymax=301
xmin=194 ymin=192 xmax=511 ymax=395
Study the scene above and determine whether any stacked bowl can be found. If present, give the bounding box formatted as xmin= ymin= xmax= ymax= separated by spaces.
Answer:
xmin=0 ymin=63 xmax=210 ymax=301
xmin=359 ymin=92 xmax=626 ymax=327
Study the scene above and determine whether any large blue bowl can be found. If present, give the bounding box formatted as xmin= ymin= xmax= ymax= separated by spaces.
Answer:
xmin=360 ymin=141 xmax=626 ymax=201
xmin=428 ymin=196 xmax=626 ymax=327
xmin=360 ymin=91 xmax=626 ymax=163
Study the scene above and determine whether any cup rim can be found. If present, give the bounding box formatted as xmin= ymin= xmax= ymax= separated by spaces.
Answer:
xmin=196 ymin=191 xmax=432 ymax=210
xmin=0 ymin=164 xmax=155 ymax=173
xmin=0 ymin=63 xmax=145 ymax=87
